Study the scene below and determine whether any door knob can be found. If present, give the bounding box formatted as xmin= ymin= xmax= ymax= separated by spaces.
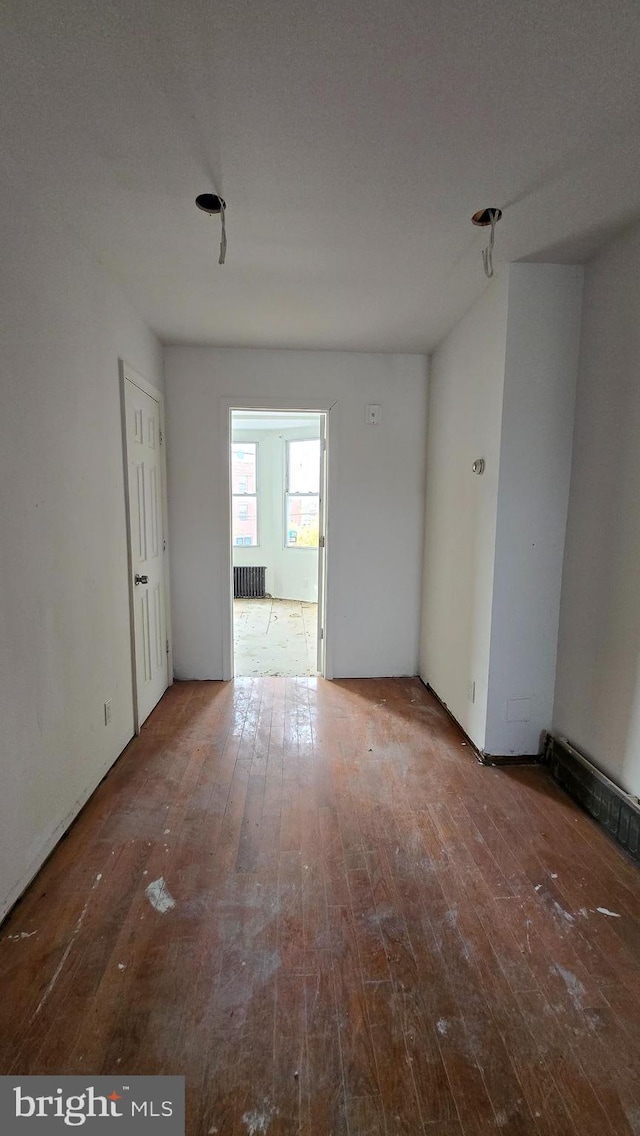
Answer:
xmin=134 ymin=574 xmax=149 ymax=585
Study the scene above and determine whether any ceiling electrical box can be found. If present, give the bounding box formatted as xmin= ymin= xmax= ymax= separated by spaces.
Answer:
xmin=366 ymin=404 xmax=382 ymax=425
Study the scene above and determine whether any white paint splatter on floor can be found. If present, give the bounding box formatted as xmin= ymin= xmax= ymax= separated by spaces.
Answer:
xmin=6 ymin=931 xmax=37 ymax=941
xmin=31 ymin=872 xmax=103 ymax=1019
xmin=525 ymin=918 xmax=532 ymax=953
xmin=551 ymin=899 xmax=575 ymax=925
xmin=145 ymin=877 xmax=176 ymax=914
xmin=242 ymin=1103 xmax=277 ymax=1134
xmin=552 ymin=964 xmax=586 ymax=1009
xmin=436 ymin=1018 xmax=449 ymax=1036
xmin=596 ymin=907 xmax=621 ymax=918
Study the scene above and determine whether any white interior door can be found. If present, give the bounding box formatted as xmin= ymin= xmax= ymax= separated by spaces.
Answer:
xmin=316 ymin=413 xmax=327 ymax=675
xmin=124 ymin=375 xmax=169 ymax=727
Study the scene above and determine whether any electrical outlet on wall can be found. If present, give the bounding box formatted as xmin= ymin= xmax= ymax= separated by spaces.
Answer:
xmin=104 ymin=699 xmax=112 ymax=726
xmin=365 ymin=404 xmax=381 ymax=425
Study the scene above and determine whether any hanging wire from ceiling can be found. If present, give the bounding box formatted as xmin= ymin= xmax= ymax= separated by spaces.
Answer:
xmin=472 ymin=207 xmax=503 ymax=279
xmin=195 ymin=193 xmax=227 ymax=265
xmin=218 ymin=200 xmax=227 ymax=265
xmin=482 ymin=209 xmax=498 ymax=278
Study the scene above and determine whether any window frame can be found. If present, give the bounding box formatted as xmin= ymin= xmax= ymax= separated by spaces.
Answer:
xmin=231 ymin=440 xmax=260 ymax=548
xmin=284 ymin=437 xmax=320 ymax=549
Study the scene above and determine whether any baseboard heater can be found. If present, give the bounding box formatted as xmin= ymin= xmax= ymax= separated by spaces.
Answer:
xmin=234 ymin=565 xmax=266 ymax=599
xmin=544 ymin=733 xmax=640 ymax=863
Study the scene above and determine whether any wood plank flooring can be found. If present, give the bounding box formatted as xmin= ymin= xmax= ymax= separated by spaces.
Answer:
xmin=2 ymin=677 xmax=640 ymax=1135
xmin=233 ymin=598 xmax=317 ymax=677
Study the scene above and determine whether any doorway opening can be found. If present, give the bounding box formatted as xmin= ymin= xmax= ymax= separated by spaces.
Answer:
xmin=230 ymin=409 xmax=327 ymax=677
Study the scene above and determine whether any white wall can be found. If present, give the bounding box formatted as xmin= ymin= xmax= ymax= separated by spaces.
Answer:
xmin=164 ymin=348 xmax=428 ymax=680
xmin=420 ymin=264 xmax=583 ymax=756
xmin=554 ymin=222 xmax=640 ymax=796
xmin=420 ymin=274 xmax=509 ymax=748
xmin=0 ymin=171 xmax=163 ymax=921
xmin=485 ymin=264 xmax=583 ymax=755
xmin=232 ymin=423 xmax=319 ymax=603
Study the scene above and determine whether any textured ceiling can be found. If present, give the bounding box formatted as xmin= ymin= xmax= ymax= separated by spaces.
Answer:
xmin=2 ymin=0 xmax=640 ymax=352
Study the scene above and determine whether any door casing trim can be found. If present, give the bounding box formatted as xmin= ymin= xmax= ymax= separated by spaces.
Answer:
xmin=119 ymin=360 xmax=172 ymax=734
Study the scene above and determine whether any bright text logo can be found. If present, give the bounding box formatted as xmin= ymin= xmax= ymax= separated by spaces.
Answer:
xmin=1 ymin=1076 xmax=184 ymax=1134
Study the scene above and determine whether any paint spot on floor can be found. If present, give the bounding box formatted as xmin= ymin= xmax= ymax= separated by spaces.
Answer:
xmin=242 ymin=1103 xmax=277 ymax=1134
xmin=6 ymin=931 xmax=37 ymax=941
xmin=32 ymin=873 xmax=103 ymax=1019
xmin=551 ymin=899 xmax=575 ymax=925
xmin=118 ymin=963 xmax=126 ymax=971
xmin=436 ymin=1018 xmax=449 ymax=1036
xmin=145 ymin=877 xmax=176 ymax=914
xmin=596 ymin=907 xmax=621 ymax=918
xmin=552 ymin=964 xmax=586 ymax=1009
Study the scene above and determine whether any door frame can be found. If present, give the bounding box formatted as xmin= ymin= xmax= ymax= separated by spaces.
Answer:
xmin=119 ymin=360 xmax=172 ymax=733
xmin=220 ymin=396 xmax=334 ymax=681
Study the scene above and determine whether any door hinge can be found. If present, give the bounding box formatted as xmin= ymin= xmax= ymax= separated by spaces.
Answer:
xmin=166 ymin=638 xmax=169 ymax=655
xmin=159 ymin=428 xmax=164 ymax=445
xmin=319 ymin=535 xmax=325 ymax=548
xmin=163 ymin=538 xmax=167 ymax=551
xmin=319 ymin=628 xmax=324 ymax=640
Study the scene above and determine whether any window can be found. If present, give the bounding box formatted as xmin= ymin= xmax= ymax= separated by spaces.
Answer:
xmin=231 ymin=442 xmax=258 ymax=546
xmin=285 ymin=439 xmax=320 ymax=547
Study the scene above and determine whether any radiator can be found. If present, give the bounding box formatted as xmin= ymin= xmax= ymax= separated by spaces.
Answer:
xmin=234 ymin=565 xmax=266 ymax=598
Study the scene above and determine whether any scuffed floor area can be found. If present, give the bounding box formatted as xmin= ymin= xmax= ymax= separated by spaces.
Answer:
xmin=233 ymin=597 xmax=317 ymax=676
xmin=2 ymin=678 xmax=640 ymax=1134
xmin=3 ymin=678 xmax=640 ymax=1134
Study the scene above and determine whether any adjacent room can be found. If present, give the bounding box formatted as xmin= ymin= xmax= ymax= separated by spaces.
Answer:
xmin=3 ymin=1 xmax=640 ymax=1133
xmin=231 ymin=410 xmax=324 ymax=678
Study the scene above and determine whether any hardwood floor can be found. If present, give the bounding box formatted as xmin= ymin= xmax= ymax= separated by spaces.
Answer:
xmin=233 ymin=598 xmax=317 ymax=677
xmin=2 ymin=677 xmax=640 ymax=1135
